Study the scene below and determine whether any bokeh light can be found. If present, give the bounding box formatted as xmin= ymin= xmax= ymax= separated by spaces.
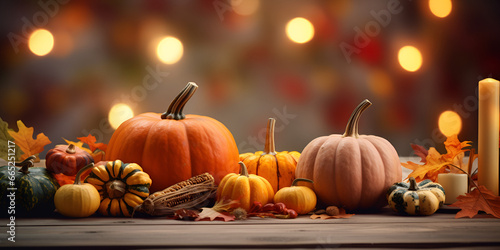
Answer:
xmin=368 ymin=69 xmax=393 ymax=98
xmin=231 ymin=0 xmax=260 ymax=16
xmin=398 ymin=46 xmax=422 ymax=72
xmin=286 ymin=17 xmax=314 ymax=44
xmin=429 ymin=0 xmax=452 ymax=18
xmin=156 ymin=36 xmax=184 ymax=64
xmin=28 ymin=29 xmax=54 ymax=56
xmin=438 ymin=111 xmax=462 ymax=137
xmin=108 ymin=103 xmax=134 ymax=130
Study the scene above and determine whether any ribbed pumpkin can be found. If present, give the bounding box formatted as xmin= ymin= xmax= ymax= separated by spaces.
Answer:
xmin=240 ymin=118 xmax=300 ymax=193
xmin=85 ymin=160 xmax=152 ymax=217
xmin=274 ymin=178 xmax=317 ymax=215
xmin=46 ymin=144 xmax=94 ymax=176
xmin=295 ymin=99 xmax=402 ymax=211
xmin=387 ymin=177 xmax=445 ymax=215
xmin=54 ymin=163 xmax=100 ymax=217
xmin=216 ymin=162 xmax=274 ymax=211
xmin=106 ymin=82 xmax=239 ymax=192
xmin=0 ymin=156 xmax=59 ymax=216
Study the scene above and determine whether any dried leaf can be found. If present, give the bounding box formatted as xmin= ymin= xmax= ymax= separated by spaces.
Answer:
xmin=63 ymin=138 xmax=85 ymax=150
xmin=411 ymin=143 xmax=428 ymax=163
xmin=449 ymin=186 xmax=500 ymax=219
xmin=8 ymin=120 xmax=51 ymax=161
xmin=77 ymin=134 xmax=107 ymax=152
xmin=195 ymin=208 xmax=235 ymax=222
xmin=173 ymin=209 xmax=199 ymax=220
xmin=51 ymin=168 xmax=92 ymax=186
xmin=402 ymin=135 xmax=472 ymax=182
xmin=310 ymin=208 xmax=354 ymax=219
xmin=0 ymin=117 xmax=22 ymax=161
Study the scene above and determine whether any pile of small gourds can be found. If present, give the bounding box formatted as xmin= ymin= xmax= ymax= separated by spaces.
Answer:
xmin=0 ymin=82 xmax=445 ymax=218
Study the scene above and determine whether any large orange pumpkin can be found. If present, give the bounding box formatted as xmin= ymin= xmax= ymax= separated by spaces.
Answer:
xmin=295 ymin=99 xmax=401 ymax=211
xmin=239 ymin=118 xmax=300 ymax=193
xmin=106 ymin=82 xmax=239 ymax=192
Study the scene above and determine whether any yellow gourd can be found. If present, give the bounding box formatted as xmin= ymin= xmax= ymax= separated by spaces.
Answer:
xmin=216 ymin=162 xmax=274 ymax=211
xmin=54 ymin=163 xmax=100 ymax=217
xmin=274 ymin=178 xmax=317 ymax=215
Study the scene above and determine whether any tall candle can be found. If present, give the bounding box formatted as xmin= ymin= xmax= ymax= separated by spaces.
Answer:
xmin=478 ymin=78 xmax=499 ymax=196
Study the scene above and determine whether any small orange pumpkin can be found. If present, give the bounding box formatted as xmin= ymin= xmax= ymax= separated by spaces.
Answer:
xmin=106 ymin=82 xmax=239 ymax=192
xmin=240 ymin=118 xmax=300 ymax=193
xmin=46 ymin=144 xmax=94 ymax=176
xmin=295 ymin=99 xmax=402 ymax=211
xmin=216 ymin=162 xmax=274 ymax=211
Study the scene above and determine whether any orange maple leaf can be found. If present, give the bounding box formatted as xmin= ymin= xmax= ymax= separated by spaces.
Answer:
xmin=77 ymin=134 xmax=107 ymax=152
xmin=402 ymin=135 xmax=472 ymax=182
xmin=449 ymin=185 xmax=500 ymax=219
xmin=8 ymin=120 xmax=51 ymax=161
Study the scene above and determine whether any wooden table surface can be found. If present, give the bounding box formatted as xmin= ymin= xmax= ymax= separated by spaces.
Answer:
xmin=2 ymin=157 xmax=499 ymax=249
xmin=1 ymin=208 xmax=500 ymax=249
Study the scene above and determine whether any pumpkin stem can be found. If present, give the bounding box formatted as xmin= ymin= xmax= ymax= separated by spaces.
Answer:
xmin=106 ymin=180 xmax=127 ymax=199
xmin=408 ymin=177 xmax=418 ymax=191
xmin=263 ymin=118 xmax=277 ymax=155
xmin=66 ymin=144 xmax=76 ymax=154
xmin=238 ymin=161 xmax=249 ymax=177
xmin=74 ymin=163 xmax=95 ymax=185
xmin=161 ymin=82 xmax=198 ymax=120
xmin=291 ymin=178 xmax=313 ymax=186
xmin=15 ymin=155 xmax=37 ymax=174
xmin=343 ymin=99 xmax=372 ymax=138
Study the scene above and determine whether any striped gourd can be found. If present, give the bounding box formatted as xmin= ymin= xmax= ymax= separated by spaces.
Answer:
xmin=84 ymin=160 xmax=152 ymax=217
xmin=387 ymin=177 xmax=445 ymax=216
xmin=0 ymin=156 xmax=59 ymax=216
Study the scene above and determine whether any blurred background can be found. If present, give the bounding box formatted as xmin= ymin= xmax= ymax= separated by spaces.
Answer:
xmin=1 ymin=0 xmax=499 ymax=158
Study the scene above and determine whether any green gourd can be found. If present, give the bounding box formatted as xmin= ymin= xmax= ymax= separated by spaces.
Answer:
xmin=0 ymin=156 xmax=59 ymax=216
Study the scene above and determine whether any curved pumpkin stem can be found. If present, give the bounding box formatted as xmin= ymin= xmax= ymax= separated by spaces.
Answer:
xmin=66 ymin=144 xmax=76 ymax=154
xmin=291 ymin=178 xmax=313 ymax=186
xmin=263 ymin=118 xmax=277 ymax=155
xmin=343 ymin=99 xmax=372 ymax=138
xmin=161 ymin=82 xmax=198 ymax=120
xmin=74 ymin=163 xmax=95 ymax=185
xmin=408 ymin=177 xmax=418 ymax=191
xmin=238 ymin=161 xmax=249 ymax=177
xmin=15 ymin=155 xmax=36 ymax=174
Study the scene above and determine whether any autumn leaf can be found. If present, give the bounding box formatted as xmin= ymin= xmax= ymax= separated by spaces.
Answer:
xmin=77 ymin=134 xmax=107 ymax=152
xmin=195 ymin=208 xmax=235 ymax=221
xmin=0 ymin=117 xmax=22 ymax=161
xmin=52 ymin=171 xmax=90 ymax=186
xmin=449 ymin=185 xmax=500 ymax=219
xmin=402 ymin=135 xmax=472 ymax=182
xmin=411 ymin=143 xmax=428 ymax=163
xmin=8 ymin=120 xmax=51 ymax=161
xmin=63 ymin=138 xmax=86 ymax=151
xmin=310 ymin=208 xmax=354 ymax=219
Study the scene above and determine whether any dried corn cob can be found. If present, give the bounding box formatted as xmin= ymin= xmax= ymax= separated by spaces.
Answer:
xmin=134 ymin=173 xmax=215 ymax=216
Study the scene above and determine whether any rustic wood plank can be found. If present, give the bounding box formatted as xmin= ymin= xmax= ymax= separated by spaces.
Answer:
xmin=2 ymin=219 xmax=500 ymax=248
xmin=2 ymin=207 xmax=499 ymax=248
xmin=8 ymin=207 xmax=496 ymax=227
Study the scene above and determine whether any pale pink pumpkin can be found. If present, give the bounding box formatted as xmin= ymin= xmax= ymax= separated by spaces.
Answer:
xmin=295 ymin=99 xmax=401 ymax=211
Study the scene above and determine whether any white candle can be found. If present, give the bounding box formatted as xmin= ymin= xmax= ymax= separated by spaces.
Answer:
xmin=478 ymin=78 xmax=499 ymax=196
xmin=437 ymin=173 xmax=468 ymax=204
